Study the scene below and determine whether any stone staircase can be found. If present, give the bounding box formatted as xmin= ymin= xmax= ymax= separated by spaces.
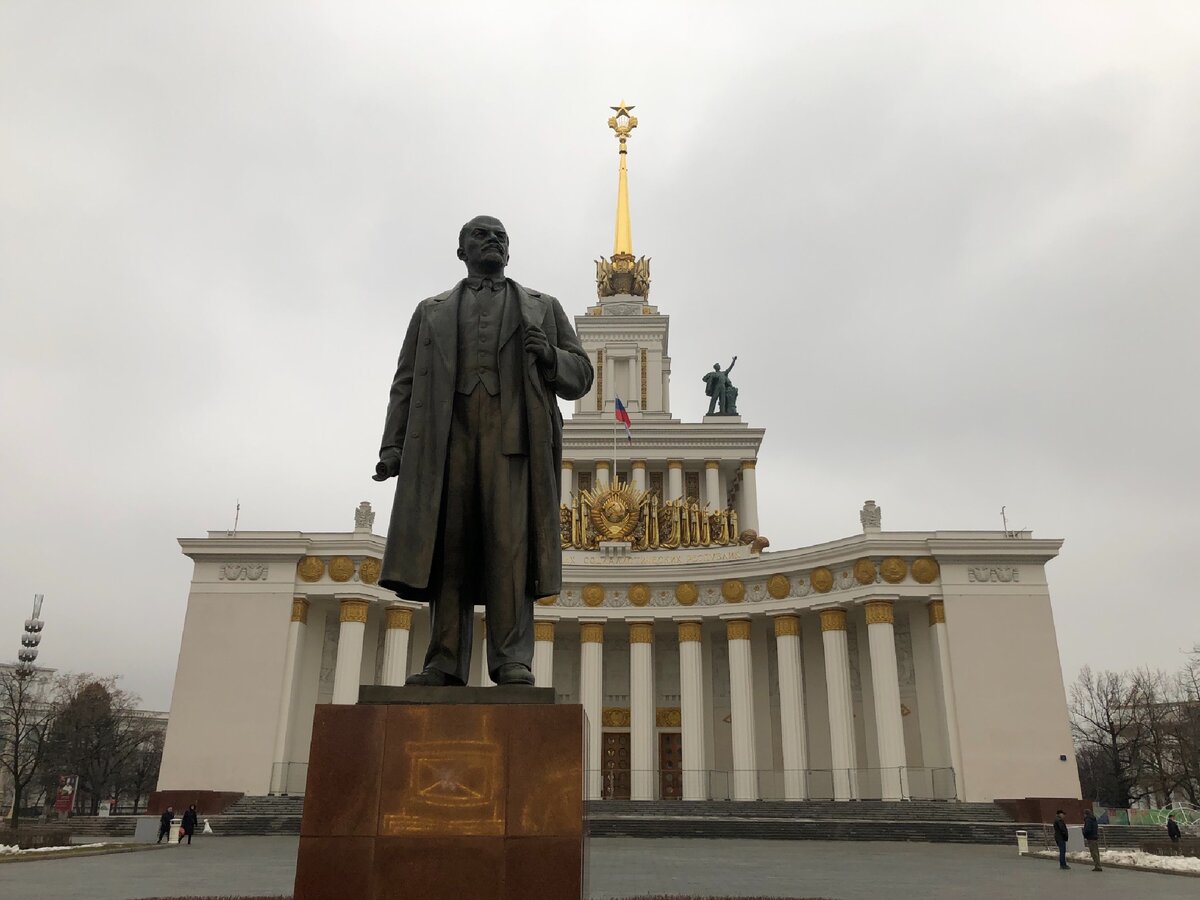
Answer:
xmin=586 ymin=800 xmax=1034 ymax=844
xmin=58 ymin=797 xmax=1169 ymax=848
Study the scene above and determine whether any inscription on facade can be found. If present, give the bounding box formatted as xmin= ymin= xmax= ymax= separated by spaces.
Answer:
xmin=218 ymin=563 xmax=269 ymax=581
xmin=967 ymin=565 xmax=1020 ymax=583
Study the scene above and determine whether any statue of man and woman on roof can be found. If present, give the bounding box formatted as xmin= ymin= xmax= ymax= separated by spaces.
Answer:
xmin=703 ymin=356 xmax=739 ymax=416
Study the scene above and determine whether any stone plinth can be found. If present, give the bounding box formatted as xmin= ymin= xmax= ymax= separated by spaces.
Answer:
xmin=294 ymin=698 xmax=585 ymax=900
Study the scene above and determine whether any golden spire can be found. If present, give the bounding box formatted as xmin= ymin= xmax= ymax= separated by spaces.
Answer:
xmin=608 ymin=101 xmax=638 ymax=256
xmin=596 ymin=102 xmax=651 ymax=302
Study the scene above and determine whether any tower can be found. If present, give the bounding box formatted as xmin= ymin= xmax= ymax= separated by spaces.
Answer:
xmin=562 ymin=104 xmax=765 ymax=539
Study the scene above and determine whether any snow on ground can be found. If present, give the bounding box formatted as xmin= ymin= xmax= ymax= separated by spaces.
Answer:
xmin=1036 ymin=848 xmax=1200 ymax=874
xmin=0 ymin=843 xmax=107 ymax=855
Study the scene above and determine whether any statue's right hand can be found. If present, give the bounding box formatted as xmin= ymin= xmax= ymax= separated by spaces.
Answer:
xmin=372 ymin=448 xmax=402 ymax=482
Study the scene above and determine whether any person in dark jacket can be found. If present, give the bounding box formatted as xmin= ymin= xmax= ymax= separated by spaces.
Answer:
xmin=1168 ymin=813 xmax=1182 ymax=843
xmin=1082 ymin=809 xmax=1102 ymax=871
xmin=157 ymin=806 xmax=174 ymax=844
xmin=1053 ymin=809 xmax=1070 ymax=869
xmin=179 ymin=805 xmax=198 ymax=845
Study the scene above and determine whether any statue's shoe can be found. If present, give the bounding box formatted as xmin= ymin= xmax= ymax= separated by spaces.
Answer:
xmin=404 ymin=668 xmax=465 ymax=687
xmin=494 ymin=663 xmax=535 ymax=685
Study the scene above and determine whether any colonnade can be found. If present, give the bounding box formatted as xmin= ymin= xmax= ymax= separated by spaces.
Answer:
xmin=560 ymin=457 xmax=759 ymax=531
xmin=268 ymin=593 xmax=960 ymax=803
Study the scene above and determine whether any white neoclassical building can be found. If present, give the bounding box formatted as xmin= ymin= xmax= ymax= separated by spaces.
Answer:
xmin=157 ymin=109 xmax=1081 ymax=807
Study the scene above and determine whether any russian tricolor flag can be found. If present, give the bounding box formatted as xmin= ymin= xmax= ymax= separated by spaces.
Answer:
xmin=614 ymin=397 xmax=633 ymax=443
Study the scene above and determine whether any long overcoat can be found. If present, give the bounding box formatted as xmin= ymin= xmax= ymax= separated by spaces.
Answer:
xmin=377 ymin=279 xmax=593 ymax=601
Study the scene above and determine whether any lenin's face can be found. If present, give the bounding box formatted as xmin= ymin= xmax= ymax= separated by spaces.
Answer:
xmin=457 ymin=216 xmax=509 ymax=271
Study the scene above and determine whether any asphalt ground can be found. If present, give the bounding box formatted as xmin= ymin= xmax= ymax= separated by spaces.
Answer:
xmin=1 ymin=836 xmax=1195 ymax=900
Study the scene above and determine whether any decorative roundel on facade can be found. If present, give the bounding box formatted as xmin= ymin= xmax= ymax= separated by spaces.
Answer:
xmin=297 ymin=556 xmax=325 ymax=583
xmin=766 ymin=574 xmax=791 ymax=599
xmin=582 ymin=583 xmax=606 ymax=607
xmin=853 ymin=558 xmax=876 ymax=585
xmin=537 ymin=594 xmax=559 ymax=606
xmin=675 ymin=582 xmax=698 ymax=605
xmin=628 ymin=583 xmax=651 ymax=607
xmin=721 ymin=580 xmax=745 ymax=603
xmin=911 ymin=557 xmax=940 ymax=584
xmin=810 ymin=567 xmax=834 ymax=593
xmin=359 ymin=558 xmax=381 ymax=585
xmin=328 ymin=556 xmax=355 ymax=582
xmin=880 ymin=557 xmax=908 ymax=584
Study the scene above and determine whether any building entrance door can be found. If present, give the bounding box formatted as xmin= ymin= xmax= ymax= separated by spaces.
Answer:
xmin=601 ymin=732 xmax=631 ymax=799
xmin=659 ymin=732 xmax=683 ymax=800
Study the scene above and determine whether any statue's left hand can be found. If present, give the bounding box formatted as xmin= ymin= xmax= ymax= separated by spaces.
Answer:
xmin=523 ymin=324 xmax=556 ymax=369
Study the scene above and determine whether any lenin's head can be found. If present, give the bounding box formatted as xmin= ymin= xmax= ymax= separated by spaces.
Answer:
xmin=457 ymin=215 xmax=509 ymax=275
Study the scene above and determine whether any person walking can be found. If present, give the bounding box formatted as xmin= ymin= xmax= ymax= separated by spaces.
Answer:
xmin=1053 ymin=809 xmax=1070 ymax=870
xmin=156 ymin=806 xmax=174 ymax=844
xmin=1082 ymin=808 xmax=1103 ymax=871
xmin=178 ymin=805 xmax=198 ymax=845
xmin=1167 ymin=813 xmax=1182 ymax=844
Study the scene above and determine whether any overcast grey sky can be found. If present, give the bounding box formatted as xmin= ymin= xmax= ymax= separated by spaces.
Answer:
xmin=2 ymin=2 xmax=1198 ymax=711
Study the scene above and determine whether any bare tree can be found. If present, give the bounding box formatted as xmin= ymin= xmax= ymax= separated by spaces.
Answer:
xmin=1069 ymin=666 xmax=1149 ymax=807
xmin=0 ymin=666 xmax=57 ymax=831
xmin=42 ymin=675 xmax=156 ymax=815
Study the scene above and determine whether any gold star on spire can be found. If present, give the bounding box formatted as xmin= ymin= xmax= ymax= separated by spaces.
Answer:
xmin=610 ymin=101 xmax=635 ymax=117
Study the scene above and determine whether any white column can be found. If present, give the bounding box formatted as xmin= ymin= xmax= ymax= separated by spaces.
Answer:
xmin=678 ymin=620 xmax=707 ymax=800
xmin=704 ymin=460 xmax=721 ymax=509
xmin=667 ymin=460 xmax=683 ymax=502
xmin=479 ymin=618 xmax=496 ymax=686
xmin=819 ymin=607 xmax=857 ymax=800
xmin=726 ymin=618 xmax=758 ymax=800
xmin=380 ymin=606 xmax=413 ymax=687
xmin=739 ymin=460 xmax=759 ymax=534
xmin=269 ymin=597 xmax=308 ymax=793
xmin=533 ymin=620 xmax=555 ymax=688
xmin=331 ymin=598 xmax=369 ymax=705
xmin=580 ymin=621 xmax=604 ymax=800
xmin=863 ymin=597 xmax=908 ymax=800
xmin=631 ymin=460 xmax=646 ymax=492
xmin=929 ymin=597 xmax=965 ymax=799
xmin=773 ymin=614 xmax=808 ymax=800
xmin=629 ymin=621 xmax=656 ymax=800
xmin=596 ymin=460 xmax=611 ymax=490
xmin=560 ymin=460 xmax=574 ymax=507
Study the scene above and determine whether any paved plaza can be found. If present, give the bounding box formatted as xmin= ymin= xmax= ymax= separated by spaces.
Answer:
xmin=0 ymin=837 xmax=1194 ymax=899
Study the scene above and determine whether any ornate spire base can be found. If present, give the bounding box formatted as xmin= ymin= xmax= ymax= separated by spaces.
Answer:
xmin=596 ymin=252 xmax=651 ymax=299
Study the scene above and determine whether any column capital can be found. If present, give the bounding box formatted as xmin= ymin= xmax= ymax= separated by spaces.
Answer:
xmin=580 ymin=622 xmax=605 ymax=644
xmin=561 ymin=459 xmax=574 ymax=470
xmin=726 ymin=619 xmax=752 ymax=641
xmin=677 ymin=621 xmax=703 ymax=643
xmin=339 ymin=598 xmax=370 ymax=624
xmin=856 ymin=593 xmax=899 ymax=625
xmin=740 ymin=459 xmax=757 ymax=470
xmin=629 ymin=621 xmax=654 ymax=644
xmin=667 ymin=459 xmax=684 ymax=470
xmin=534 ymin=621 xmax=556 ymax=642
xmin=772 ymin=614 xmax=801 ymax=638
xmin=817 ymin=606 xmax=848 ymax=632
xmin=631 ymin=459 xmax=647 ymax=471
xmin=705 ymin=459 xmax=720 ymax=470
xmin=385 ymin=606 xmax=412 ymax=630
xmin=291 ymin=597 xmax=310 ymax=624
xmin=927 ymin=598 xmax=946 ymax=625
xmin=595 ymin=460 xmax=610 ymax=471
xmin=863 ymin=599 xmax=895 ymax=625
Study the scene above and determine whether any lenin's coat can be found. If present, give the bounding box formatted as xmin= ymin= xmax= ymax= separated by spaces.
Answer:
xmin=378 ymin=279 xmax=593 ymax=600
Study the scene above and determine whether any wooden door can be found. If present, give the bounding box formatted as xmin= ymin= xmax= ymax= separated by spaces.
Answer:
xmin=659 ymin=732 xmax=683 ymax=800
xmin=601 ymin=733 xmax=631 ymax=799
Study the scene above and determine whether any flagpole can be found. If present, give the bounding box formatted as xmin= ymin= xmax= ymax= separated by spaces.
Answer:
xmin=613 ymin=420 xmax=618 ymax=486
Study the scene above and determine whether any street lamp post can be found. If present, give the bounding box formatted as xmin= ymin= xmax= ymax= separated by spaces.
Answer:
xmin=7 ymin=595 xmax=45 ymax=831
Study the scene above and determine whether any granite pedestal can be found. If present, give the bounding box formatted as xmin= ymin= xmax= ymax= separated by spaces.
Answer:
xmin=293 ymin=688 xmax=585 ymax=900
